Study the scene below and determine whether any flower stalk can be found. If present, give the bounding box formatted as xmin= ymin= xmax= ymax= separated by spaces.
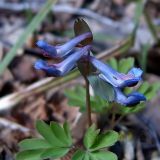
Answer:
xmin=84 ymin=52 xmax=92 ymax=127
xmin=85 ymin=76 xmax=92 ymax=127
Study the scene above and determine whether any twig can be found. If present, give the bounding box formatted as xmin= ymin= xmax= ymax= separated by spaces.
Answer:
xmin=0 ymin=118 xmax=31 ymax=133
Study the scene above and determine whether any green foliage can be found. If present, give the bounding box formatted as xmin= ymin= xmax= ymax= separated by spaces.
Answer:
xmin=65 ymin=86 xmax=108 ymax=112
xmin=83 ymin=124 xmax=100 ymax=149
xmin=139 ymin=43 xmax=151 ymax=73
xmin=16 ymin=121 xmax=72 ymax=160
xmin=72 ymin=124 xmax=119 ymax=160
xmin=118 ymin=58 xmax=134 ymax=73
xmin=108 ymin=58 xmax=118 ymax=70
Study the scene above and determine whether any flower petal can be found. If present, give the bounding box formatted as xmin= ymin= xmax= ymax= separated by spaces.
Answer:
xmin=89 ymin=56 xmax=142 ymax=88
xmin=36 ymin=32 xmax=92 ymax=59
xmin=34 ymin=45 xmax=91 ymax=77
xmin=57 ymin=32 xmax=92 ymax=56
xmin=114 ymin=88 xmax=146 ymax=106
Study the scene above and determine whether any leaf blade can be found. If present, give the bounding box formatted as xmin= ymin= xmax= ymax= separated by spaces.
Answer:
xmin=19 ymin=138 xmax=52 ymax=150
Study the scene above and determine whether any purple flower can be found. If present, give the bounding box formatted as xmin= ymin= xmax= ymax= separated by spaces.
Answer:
xmin=89 ymin=56 xmax=142 ymax=88
xmin=114 ymin=88 xmax=146 ymax=106
xmin=36 ymin=32 xmax=92 ymax=59
xmin=34 ymin=45 xmax=91 ymax=76
xmin=34 ymin=26 xmax=146 ymax=107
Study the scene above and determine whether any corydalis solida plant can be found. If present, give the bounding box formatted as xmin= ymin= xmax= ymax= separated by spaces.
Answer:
xmin=34 ymin=18 xmax=146 ymax=107
xmin=16 ymin=18 xmax=146 ymax=160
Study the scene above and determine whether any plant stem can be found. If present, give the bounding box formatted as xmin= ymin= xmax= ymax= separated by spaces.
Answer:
xmin=85 ymin=77 xmax=92 ymax=126
xmin=84 ymin=50 xmax=92 ymax=127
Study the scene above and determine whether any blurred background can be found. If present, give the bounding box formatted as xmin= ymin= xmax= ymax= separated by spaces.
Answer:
xmin=0 ymin=0 xmax=160 ymax=159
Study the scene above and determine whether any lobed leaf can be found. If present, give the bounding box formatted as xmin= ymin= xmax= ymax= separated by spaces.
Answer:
xmin=16 ymin=149 xmax=44 ymax=160
xmin=138 ymin=82 xmax=150 ymax=94
xmin=19 ymin=138 xmax=52 ymax=150
xmin=118 ymin=57 xmax=134 ymax=73
xmin=90 ymin=130 xmax=119 ymax=151
xmin=36 ymin=120 xmax=64 ymax=147
xmin=50 ymin=122 xmax=71 ymax=146
xmin=41 ymin=148 xmax=69 ymax=159
xmin=90 ymin=151 xmax=117 ymax=160
xmin=108 ymin=58 xmax=118 ymax=70
xmin=83 ymin=124 xmax=100 ymax=149
xmin=72 ymin=150 xmax=86 ymax=160
xmin=63 ymin=122 xmax=73 ymax=146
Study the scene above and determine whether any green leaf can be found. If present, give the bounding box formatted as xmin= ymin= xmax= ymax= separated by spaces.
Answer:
xmin=90 ymin=151 xmax=117 ymax=160
xmin=91 ymin=130 xmax=119 ymax=151
xmin=72 ymin=150 xmax=86 ymax=160
xmin=65 ymin=88 xmax=85 ymax=108
xmin=88 ymin=75 xmax=115 ymax=101
xmin=36 ymin=120 xmax=63 ymax=147
xmin=63 ymin=122 xmax=72 ymax=145
xmin=16 ymin=149 xmax=44 ymax=160
xmin=144 ymin=9 xmax=159 ymax=42
xmin=108 ymin=58 xmax=118 ymax=70
xmin=134 ymin=0 xmax=145 ymax=26
xmin=151 ymin=82 xmax=160 ymax=93
xmin=0 ymin=0 xmax=57 ymax=75
xmin=41 ymin=148 xmax=69 ymax=159
xmin=84 ymin=124 xmax=100 ymax=149
xmin=91 ymin=96 xmax=108 ymax=113
xmin=139 ymin=43 xmax=150 ymax=73
xmin=118 ymin=103 xmax=145 ymax=115
xmin=19 ymin=138 xmax=51 ymax=150
xmin=124 ymin=87 xmax=132 ymax=95
xmin=118 ymin=58 xmax=134 ymax=73
xmin=138 ymin=82 xmax=150 ymax=94
xmin=145 ymin=90 xmax=157 ymax=100
xmin=83 ymin=153 xmax=90 ymax=160
xmin=50 ymin=122 xmax=70 ymax=146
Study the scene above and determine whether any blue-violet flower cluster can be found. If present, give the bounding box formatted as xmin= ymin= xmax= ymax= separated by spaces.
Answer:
xmin=34 ymin=30 xmax=146 ymax=106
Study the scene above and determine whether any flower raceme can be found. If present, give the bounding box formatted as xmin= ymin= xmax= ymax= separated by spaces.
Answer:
xmin=34 ymin=31 xmax=146 ymax=106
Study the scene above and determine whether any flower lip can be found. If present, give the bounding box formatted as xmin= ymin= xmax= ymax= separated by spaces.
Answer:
xmin=114 ymin=87 xmax=146 ymax=106
xmin=120 ymin=78 xmax=140 ymax=88
xmin=125 ymin=92 xmax=146 ymax=106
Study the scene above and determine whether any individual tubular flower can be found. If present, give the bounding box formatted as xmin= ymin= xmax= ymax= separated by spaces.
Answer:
xmin=89 ymin=56 xmax=143 ymax=88
xmin=36 ymin=32 xmax=92 ymax=59
xmin=34 ymin=45 xmax=91 ymax=77
xmin=114 ymin=88 xmax=146 ymax=106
